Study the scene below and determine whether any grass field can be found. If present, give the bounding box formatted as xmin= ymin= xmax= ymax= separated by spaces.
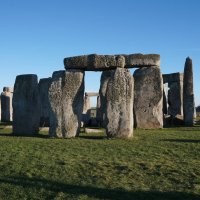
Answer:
xmin=0 ymin=122 xmax=200 ymax=200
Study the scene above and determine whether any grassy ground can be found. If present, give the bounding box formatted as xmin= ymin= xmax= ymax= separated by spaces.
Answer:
xmin=0 ymin=123 xmax=200 ymax=200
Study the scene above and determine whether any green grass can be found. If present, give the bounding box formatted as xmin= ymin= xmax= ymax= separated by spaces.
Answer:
xmin=0 ymin=123 xmax=200 ymax=200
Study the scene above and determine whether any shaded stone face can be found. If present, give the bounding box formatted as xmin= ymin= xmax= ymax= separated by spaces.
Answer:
xmin=49 ymin=70 xmax=84 ymax=138
xmin=1 ymin=87 xmax=13 ymax=122
xmin=105 ymin=68 xmax=134 ymax=138
xmin=12 ymin=74 xmax=40 ymax=135
xmin=183 ymin=57 xmax=194 ymax=126
xmin=38 ymin=78 xmax=52 ymax=127
xmin=134 ymin=66 xmax=163 ymax=129
xmin=99 ymin=70 xmax=114 ymax=127
xmin=163 ymin=73 xmax=184 ymax=116
xmin=64 ymin=53 xmax=160 ymax=71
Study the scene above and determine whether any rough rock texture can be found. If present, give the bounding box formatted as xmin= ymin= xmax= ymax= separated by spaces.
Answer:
xmin=1 ymin=87 xmax=13 ymax=122
xmin=124 ymin=54 xmax=160 ymax=67
xmin=38 ymin=78 xmax=51 ymax=127
xmin=99 ymin=70 xmax=114 ymax=127
xmin=134 ymin=66 xmax=163 ymax=129
xmin=163 ymin=73 xmax=183 ymax=116
xmin=105 ymin=68 xmax=134 ymax=138
xmin=13 ymin=74 xmax=40 ymax=135
xmin=49 ymin=70 xmax=84 ymax=138
xmin=64 ymin=53 xmax=160 ymax=71
xmin=183 ymin=57 xmax=195 ymax=126
xmin=82 ymin=95 xmax=91 ymax=126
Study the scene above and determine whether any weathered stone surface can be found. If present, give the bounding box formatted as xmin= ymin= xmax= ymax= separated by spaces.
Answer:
xmin=49 ymin=70 xmax=84 ymax=138
xmin=82 ymin=95 xmax=90 ymax=126
xmin=183 ymin=57 xmax=195 ymax=126
xmin=1 ymin=87 xmax=13 ymax=122
xmin=163 ymin=73 xmax=183 ymax=83
xmin=134 ymin=66 xmax=163 ymax=129
xmin=99 ymin=70 xmax=114 ymax=127
xmin=64 ymin=54 xmax=160 ymax=71
xmin=38 ymin=78 xmax=51 ymax=127
xmin=105 ymin=68 xmax=134 ymax=138
xmin=85 ymin=92 xmax=99 ymax=97
xmin=13 ymin=74 xmax=40 ymax=135
xmin=124 ymin=54 xmax=160 ymax=67
xmin=163 ymin=73 xmax=183 ymax=116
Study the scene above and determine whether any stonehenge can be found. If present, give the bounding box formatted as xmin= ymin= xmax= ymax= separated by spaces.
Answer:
xmin=163 ymin=73 xmax=184 ymax=116
xmin=133 ymin=66 xmax=163 ymax=129
xmin=82 ymin=92 xmax=100 ymax=127
xmin=48 ymin=70 xmax=84 ymax=138
xmin=64 ymin=54 xmax=160 ymax=71
xmin=12 ymin=74 xmax=40 ymax=135
xmin=105 ymin=68 xmax=134 ymax=138
xmin=1 ymin=87 xmax=13 ymax=122
xmin=99 ymin=70 xmax=114 ymax=128
xmin=38 ymin=78 xmax=51 ymax=127
xmin=183 ymin=57 xmax=195 ymax=126
xmin=1 ymin=53 xmax=195 ymax=139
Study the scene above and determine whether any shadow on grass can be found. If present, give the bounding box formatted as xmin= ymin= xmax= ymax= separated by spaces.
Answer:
xmin=0 ymin=132 xmax=49 ymax=139
xmin=0 ymin=176 xmax=199 ymax=200
xmin=161 ymin=139 xmax=200 ymax=143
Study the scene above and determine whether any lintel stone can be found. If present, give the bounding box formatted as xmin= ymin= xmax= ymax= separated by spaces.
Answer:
xmin=64 ymin=53 xmax=160 ymax=71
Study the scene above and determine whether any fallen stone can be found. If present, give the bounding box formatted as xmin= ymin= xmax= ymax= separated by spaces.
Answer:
xmin=49 ymin=70 xmax=84 ymax=138
xmin=105 ymin=68 xmax=134 ymax=138
xmin=13 ymin=74 xmax=40 ymax=135
xmin=134 ymin=66 xmax=163 ymax=129
xmin=64 ymin=53 xmax=160 ymax=71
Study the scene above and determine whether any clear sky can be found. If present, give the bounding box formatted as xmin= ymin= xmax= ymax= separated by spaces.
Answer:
xmin=0 ymin=0 xmax=199 ymax=106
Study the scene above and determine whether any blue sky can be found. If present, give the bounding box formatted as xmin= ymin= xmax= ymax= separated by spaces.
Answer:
xmin=0 ymin=0 xmax=199 ymax=106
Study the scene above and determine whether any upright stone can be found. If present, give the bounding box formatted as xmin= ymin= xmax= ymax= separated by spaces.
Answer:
xmin=13 ymin=75 xmax=40 ymax=135
xmin=183 ymin=57 xmax=194 ymax=126
xmin=38 ymin=78 xmax=51 ymax=127
xmin=99 ymin=70 xmax=114 ymax=127
xmin=82 ymin=94 xmax=91 ymax=126
xmin=134 ymin=66 xmax=163 ymax=129
xmin=163 ymin=73 xmax=184 ymax=116
xmin=1 ymin=87 xmax=13 ymax=122
xmin=49 ymin=70 xmax=84 ymax=138
xmin=83 ymin=94 xmax=91 ymax=113
xmin=105 ymin=68 xmax=134 ymax=138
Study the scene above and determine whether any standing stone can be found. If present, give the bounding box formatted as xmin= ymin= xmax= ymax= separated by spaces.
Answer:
xmin=163 ymin=73 xmax=184 ymax=117
xmin=1 ymin=87 xmax=13 ymax=122
xmin=96 ymin=95 xmax=101 ymax=125
xmin=99 ymin=70 xmax=114 ymax=127
xmin=49 ymin=70 xmax=84 ymax=138
xmin=134 ymin=66 xmax=163 ymax=129
xmin=13 ymin=74 xmax=40 ymax=135
xmin=83 ymin=94 xmax=91 ymax=113
xmin=183 ymin=57 xmax=195 ymax=126
xmin=82 ymin=94 xmax=91 ymax=126
xmin=38 ymin=78 xmax=52 ymax=127
xmin=105 ymin=68 xmax=134 ymax=138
